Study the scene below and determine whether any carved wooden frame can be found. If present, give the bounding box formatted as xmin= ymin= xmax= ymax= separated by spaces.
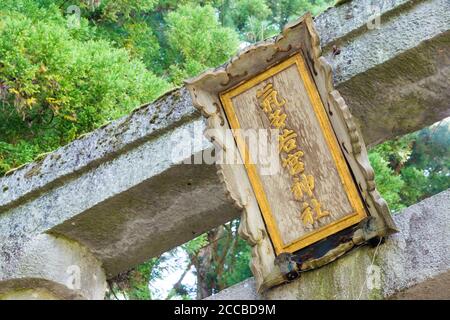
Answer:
xmin=186 ymin=13 xmax=397 ymax=293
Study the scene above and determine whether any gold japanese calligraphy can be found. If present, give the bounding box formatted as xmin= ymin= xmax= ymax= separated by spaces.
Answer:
xmin=189 ymin=17 xmax=395 ymax=289
xmin=219 ymin=53 xmax=367 ymax=255
xmin=257 ymin=83 xmax=329 ymax=227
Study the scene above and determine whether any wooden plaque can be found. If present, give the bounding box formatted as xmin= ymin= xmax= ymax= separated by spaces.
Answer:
xmin=186 ymin=14 xmax=396 ymax=292
xmin=220 ymin=53 xmax=367 ymax=255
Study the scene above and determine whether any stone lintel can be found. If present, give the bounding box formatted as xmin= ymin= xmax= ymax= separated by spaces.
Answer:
xmin=1 ymin=0 xmax=449 ymax=278
xmin=206 ymin=189 xmax=450 ymax=300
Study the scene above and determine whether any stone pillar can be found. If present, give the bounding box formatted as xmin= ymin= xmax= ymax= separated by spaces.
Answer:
xmin=206 ymin=189 xmax=450 ymax=300
xmin=0 ymin=234 xmax=106 ymax=300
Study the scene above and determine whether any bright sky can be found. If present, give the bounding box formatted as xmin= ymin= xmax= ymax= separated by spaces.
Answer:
xmin=149 ymin=247 xmax=197 ymax=300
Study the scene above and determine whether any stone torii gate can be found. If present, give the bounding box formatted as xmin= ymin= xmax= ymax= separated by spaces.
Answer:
xmin=0 ymin=0 xmax=449 ymax=299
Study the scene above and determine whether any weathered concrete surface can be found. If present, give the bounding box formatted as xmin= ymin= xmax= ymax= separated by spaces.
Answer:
xmin=390 ymin=270 xmax=450 ymax=300
xmin=0 ymin=234 xmax=106 ymax=300
xmin=0 ymin=89 xmax=239 ymax=278
xmin=1 ymin=0 xmax=449 ymax=279
xmin=0 ymin=287 xmax=61 ymax=300
xmin=206 ymin=189 xmax=450 ymax=300
xmin=51 ymin=162 xmax=240 ymax=276
xmin=205 ymin=278 xmax=260 ymax=300
xmin=0 ymin=88 xmax=198 ymax=211
xmin=316 ymin=0 xmax=450 ymax=146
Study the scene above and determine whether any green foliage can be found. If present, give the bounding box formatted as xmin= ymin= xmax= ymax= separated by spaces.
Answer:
xmin=126 ymin=258 xmax=159 ymax=300
xmin=231 ymin=0 xmax=272 ymax=30
xmin=182 ymin=234 xmax=208 ymax=256
xmin=213 ymin=233 xmax=253 ymax=289
xmin=368 ymin=119 xmax=450 ymax=212
xmin=71 ymin=0 xmax=163 ymax=70
xmin=0 ymin=4 xmax=170 ymax=174
xmin=404 ymin=121 xmax=450 ymax=199
xmin=266 ymin=0 xmax=333 ymax=29
xmin=165 ymin=4 xmax=239 ymax=84
xmin=108 ymin=257 xmax=162 ymax=300
xmin=206 ymin=221 xmax=253 ymax=293
xmin=94 ymin=0 xmax=158 ymax=22
xmin=399 ymin=166 xmax=428 ymax=206
xmin=0 ymin=140 xmax=39 ymax=174
xmin=368 ymin=152 xmax=405 ymax=211
xmin=213 ymin=0 xmax=334 ymax=43
xmin=3 ymin=0 xmax=448 ymax=301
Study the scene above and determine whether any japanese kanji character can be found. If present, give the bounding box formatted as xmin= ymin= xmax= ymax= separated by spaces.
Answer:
xmin=278 ymin=129 xmax=297 ymax=153
xmin=282 ymin=151 xmax=305 ymax=176
xmin=256 ymin=83 xmax=286 ymax=113
xmin=292 ymin=174 xmax=314 ymax=201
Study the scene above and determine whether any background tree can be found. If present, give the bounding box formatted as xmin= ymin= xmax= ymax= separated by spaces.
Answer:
xmin=0 ymin=0 xmax=170 ymax=173
xmin=164 ymin=3 xmax=239 ymax=84
xmin=1 ymin=0 xmax=448 ymax=300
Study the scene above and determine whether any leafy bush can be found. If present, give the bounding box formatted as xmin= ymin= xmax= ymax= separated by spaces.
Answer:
xmin=0 ymin=9 xmax=170 ymax=174
xmin=368 ymin=152 xmax=405 ymax=212
xmin=165 ymin=4 xmax=239 ymax=83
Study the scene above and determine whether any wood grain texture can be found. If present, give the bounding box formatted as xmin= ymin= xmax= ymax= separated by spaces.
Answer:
xmin=229 ymin=63 xmax=353 ymax=244
xmin=185 ymin=13 xmax=396 ymax=292
xmin=221 ymin=54 xmax=367 ymax=253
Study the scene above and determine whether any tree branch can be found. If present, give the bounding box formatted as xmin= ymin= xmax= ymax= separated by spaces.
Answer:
xmin=165 ymin=259 xmax=194 ymax=300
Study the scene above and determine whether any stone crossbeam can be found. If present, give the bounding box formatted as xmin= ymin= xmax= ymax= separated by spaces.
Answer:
xmin=1 ymin=0 xmax=449 ymax=282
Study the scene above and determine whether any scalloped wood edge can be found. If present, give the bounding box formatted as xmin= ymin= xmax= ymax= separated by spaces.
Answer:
xmin=185 ymin=13 xmax=397 ymax=293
